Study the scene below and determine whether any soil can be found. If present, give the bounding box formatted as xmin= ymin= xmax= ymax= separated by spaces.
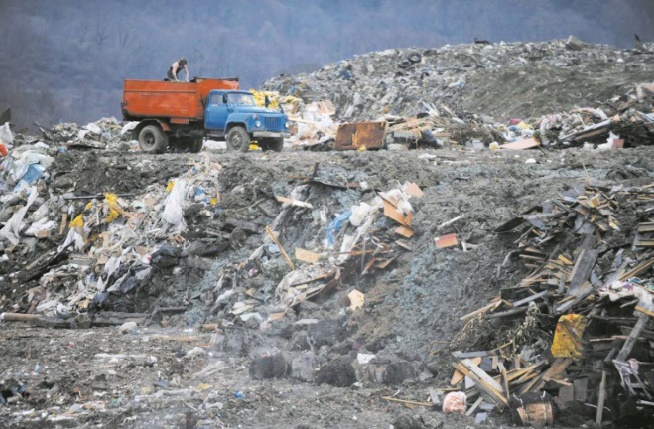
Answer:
xmin=2 ymin=144 xmax=653 ymax=428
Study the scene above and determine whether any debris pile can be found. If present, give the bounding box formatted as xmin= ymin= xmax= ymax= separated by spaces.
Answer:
xmin=263 ymin=39 xmax=654 ymax=123
xmin=445 ymin=181 xmax=654 ymax=425
xmin=34 ymin=117 xmax=134 ymax=151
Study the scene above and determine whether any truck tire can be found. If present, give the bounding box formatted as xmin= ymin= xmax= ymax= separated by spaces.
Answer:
xmin=269 ymin=137 xmax=284 ymax=152
xmin=189 ymin=138 xmax=203 ymax=153
xmin=138 ymin=125 xmax=168 ymax=154
xmin=226 ymin=126 xmax=250 ymax=153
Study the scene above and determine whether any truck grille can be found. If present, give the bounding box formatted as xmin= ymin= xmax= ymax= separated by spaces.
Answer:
xmin=264 ymin=116 xmax=283 ymax=131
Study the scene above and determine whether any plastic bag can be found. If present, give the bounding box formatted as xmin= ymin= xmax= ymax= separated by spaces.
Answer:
xmin=0 ymin=122 xmax=14 ymax=145
xmin=0 ymin=186 xmax=38 ymax=245
xmin=162 ymin=179 xmax=187 ymax=226
xmin=325 ymin=210 xmax=351 ymax=248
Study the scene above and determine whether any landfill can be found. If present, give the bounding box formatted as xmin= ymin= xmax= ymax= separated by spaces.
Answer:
xmin=0 ymin=38 xmax=653 ymax=428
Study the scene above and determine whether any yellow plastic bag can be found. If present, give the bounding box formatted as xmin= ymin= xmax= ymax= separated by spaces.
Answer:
xmin=551 ymin=314 xmax=588 ymax=359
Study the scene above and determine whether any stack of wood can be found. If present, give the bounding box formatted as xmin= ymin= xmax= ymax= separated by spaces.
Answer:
xmin=447 ymin=182 xmax=654 ymax=425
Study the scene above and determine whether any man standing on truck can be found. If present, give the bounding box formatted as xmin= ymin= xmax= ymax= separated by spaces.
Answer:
xmin=167 ymin=57 xmax=189 ymax=82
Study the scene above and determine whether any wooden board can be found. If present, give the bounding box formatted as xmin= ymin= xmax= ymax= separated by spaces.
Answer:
xmin=500 ymin=137 xmax=541 ymax=150
xmin=295 ymin=248 xmax=322 ymax=264
xmin=334 ymin=121 xmax=388 ymax=150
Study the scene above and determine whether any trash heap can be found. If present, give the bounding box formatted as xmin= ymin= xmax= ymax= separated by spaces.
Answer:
xmin=200 ymin=177 xmax=424 ymax=335
xmin=443 ymin=181 xmax=654 ymax=426
xmin=262 ymin=38 xmax=654 ymax=124
xmin=262 ymin=38 xmax=654 ymax=151
xmin=35 ymin=117 xmax=134 ymax=151
xmin=0 ymin=153 xmax=223 ymax=322
xmin=535 ymin=105 xmax=654 ymax=148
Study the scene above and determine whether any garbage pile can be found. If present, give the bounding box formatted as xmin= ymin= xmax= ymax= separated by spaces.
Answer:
xmin=0 ymin=150 xmax=222 ymax=321
xmin=535 ymin=105 xmax=654 ymax=149
xmin=262 ymin=38 xmax=654 ymax=148
xmin=35 ymin=117 xmax=134 ymax=151
xmin=442 ymin=181 xmax=654 ymax=426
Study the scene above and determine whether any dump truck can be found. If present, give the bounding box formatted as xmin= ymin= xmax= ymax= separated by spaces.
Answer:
xmin=122 ymin=77 xmax=291 ymax=153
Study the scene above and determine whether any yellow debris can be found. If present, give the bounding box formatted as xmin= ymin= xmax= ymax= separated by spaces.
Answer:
xmin=551 ymin=314 xmax=588 ymax=359
xmin=69 ymin=214 xmax=84 ymax=227
xmin=250 ymin=89 xmax=280 ymax=109
xmin=166 ymin=181 xmax=175 ymax=192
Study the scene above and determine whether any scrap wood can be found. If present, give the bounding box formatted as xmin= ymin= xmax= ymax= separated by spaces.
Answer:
xmin=276 ymin=196 xmax=314 ymax=209
xmin=483 ymin=306 xmax=527 ymax=319
xmin=437 ymin=215 xmax=464 ymax=231
xmin=511 ymin=290 xmax=549 ymax=307
xmin=382 ymin=396 xmax=433 ymax=407
xmin=465 ymin=397 xmax=484 ymax=416
xmin=615 ymin=312 xmax=650 ymax=362
xmin=435 ymin=233 xmax=458 ymax=249
xmin=596 ymin=370 xmax=607 ymax=425
xmin=519 ymin=358 xmax=573 ymax=394
xmin=148 ymin=334 xmax=201 ymax=342
xmin=395 ymin=225 xmax=414 ymax=238
xmin=402 ymin=182 xmax=424 ymax=199
xmin=454 ymin=360 xmax=508 ymax=408
xmin=500 ymin=137 xmax=540 ymax=150
xmin=619 ymin=256 xmax=654 ymax=281
xmin=381 ymin=195 xmax=413 ymax=227
xmin=460 ymin=298 xmax=501 ymax=322
xmin=265 ymin=226 xmax=295 ymax=270
xmin=295 ymin=247 xmax=322 ymax=264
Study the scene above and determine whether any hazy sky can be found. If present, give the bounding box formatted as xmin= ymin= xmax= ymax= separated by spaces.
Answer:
xmin=1 ymin=0 xmax=653 ymax=128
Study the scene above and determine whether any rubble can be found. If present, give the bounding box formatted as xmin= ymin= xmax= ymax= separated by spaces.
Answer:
xmin=1 ymin=38 xmax=654 ymax=428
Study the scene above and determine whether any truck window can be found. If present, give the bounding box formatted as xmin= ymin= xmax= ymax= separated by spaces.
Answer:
xmin=227 ymin=93 xmax=256 ymax=106
xmin=210 ymin=94 xmax=223 ymax=106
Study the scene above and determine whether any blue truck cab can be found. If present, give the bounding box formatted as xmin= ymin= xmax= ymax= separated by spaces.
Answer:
xmin=205 ymin=90 xmax=290 ymax=152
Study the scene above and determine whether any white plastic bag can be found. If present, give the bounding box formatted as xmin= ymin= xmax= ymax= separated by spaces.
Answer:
xmin=0 ymin=186 xmax=38 ymax=245
xmin=0 ymin=122 xmax=14 ymax=145
xmin=162 ymin=179 xmax=187 ymax=226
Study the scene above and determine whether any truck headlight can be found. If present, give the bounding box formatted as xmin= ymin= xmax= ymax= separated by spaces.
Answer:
xmin=285 ymin=121 xmax=290 ymax=128
xmin=255 ymin=121 xmax=261 ymax=127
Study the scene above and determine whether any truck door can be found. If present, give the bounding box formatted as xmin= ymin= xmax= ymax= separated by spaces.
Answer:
xmin=204 ymin=92 xmax=230 ymax=131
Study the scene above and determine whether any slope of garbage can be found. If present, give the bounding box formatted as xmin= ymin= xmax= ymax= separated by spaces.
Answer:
xmin=0 ymin=39 xmax=654 ymax=428
xmin=262 ymin=38 xmax=654 ymax=121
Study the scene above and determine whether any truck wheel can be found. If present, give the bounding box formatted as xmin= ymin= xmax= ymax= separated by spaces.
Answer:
xmin=189 ymin=138 xmax=203 ymax=153
xmin=270 ymin=137 xmax=284 ymax=152
xmin=226 ymin=126 xmax=250 ymax=153
xmin=138 ymin=125 xmax=168 ymax=154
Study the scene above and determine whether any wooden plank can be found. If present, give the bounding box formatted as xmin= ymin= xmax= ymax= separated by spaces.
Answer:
xmin=596 ymin=370 xmax=607 ymax=425
xmin=276 ymin=196 xmax=314 ymax=209
xmin=395 ymin=225 xmax=414 ymax=238
xmin=381 ymin=196 xmax=413 ymax=227
xmin=500 ymin=137 xmax=540 ymax=150
xmin=265 ymin=226 xmax=295 ymax=270
xmin=460 ymin=299 xmax=501 ymax=322
xmin=295 ymin=248 xmax=322 ymax=264
xmin=381 ymin=396 xmax=433 ymax=407
xmin=465 ymin=397 xmax=484 ymax=416
xmin=455 ymin=362 xmax=508 ymax=408
xmin=568 ymin=248 xmax=597 ymax=296
xmin=512 ymin=290 xmax=549 ymax=307
xmin=459 ymin=359 xmax=504 ymax=395
xmin=615 ymin=312 xmax=649 ymax=362
xmin=403 ymin=182 xmax=424 ymax=199
xmin=619 ymin=257 xmax=654 ymax=281
xmin=435 ymin=233 xmax=458 ymax=249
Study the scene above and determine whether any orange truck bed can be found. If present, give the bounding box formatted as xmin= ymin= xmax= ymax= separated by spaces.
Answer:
xmin=122 ymin=77 xmax=239 ymax=123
